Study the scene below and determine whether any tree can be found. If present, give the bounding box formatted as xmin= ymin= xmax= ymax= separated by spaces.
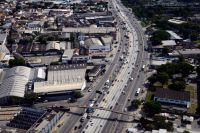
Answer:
xmin=183 ymin=130 xmax=190 ymax=133
xmin=131 ymin=100 xmax=141 ymax=109
xmin=197 ymin=66 xmax=200 ymax=76
xmin=190 ymin=32 xmax=199 ymax=41
xmin=153 ymin=116 xmax=174 ymax=131
xmin=148 ymin=74 xmax=157 ymax=85
xmin=177 ymin=62 xmax=194 ymax=77
xmin=9 ymin=58 xmax=26 ymax=67
xmin=157 ymin=72 xmax=169 ymax=86
xmin=150 ymin=30 xmax=170 ymax=46
xmin=144 ymin=101 xmax=161 ymax=116
xmin=169 ymin=79 xmax=186 ymax=91
xmin=73 ymin=91 xmax=83 ymax=99
xmin=24 ymin=93 xmax=38 ymax=104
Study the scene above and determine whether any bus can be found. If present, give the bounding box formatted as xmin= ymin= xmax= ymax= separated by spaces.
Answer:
xmin=142 ymin=65 xmax=145 ymax=71
xmin=135 ymin=88 xmax=141 ymax=96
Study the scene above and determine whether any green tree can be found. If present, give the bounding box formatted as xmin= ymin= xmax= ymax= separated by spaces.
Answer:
xmin=183 ymin=130 xmax=190 ymax=133
xmin=150 ymin=30 xmax=170 ymax=46
xmin=153 ymin=116 xmax=174 ymax=131
xmin=9 ymin=58 xmax=26 ymax=67
xmin=131 ymin=100 xmax=141 ymax=109
xmin=157 ymin=72 xmax=169 ymax=86
xmin=168 ymin=80 xmax=186 ymax=91
xmin=24 ymin=93 xmax=38 ymax=104
xmin=177 ymin=62 xmax=194 ymax=77
xmin=190 ymin=32 xmax=199 ymax=41
xmin=148 ymin=74 xmax=157 ymax=85
xmin=197 ymin=66 xmax=200 ymax=76
xmin=73 ymin=91 xmax=84 ymax=99
xmin=144 ymin=101 xmax=161 ymax=116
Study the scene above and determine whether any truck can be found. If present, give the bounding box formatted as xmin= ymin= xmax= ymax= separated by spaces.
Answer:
xmin=135 ymin=88 xmax=141 ymax=96
xmin=80 ymin=113 xmax=87 ymax=122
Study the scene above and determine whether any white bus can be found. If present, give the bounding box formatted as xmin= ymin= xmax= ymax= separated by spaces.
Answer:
xmin=142 ymin=65 xmax=145 ymax=70
xmin=135 ymin=88 xmax=141 ymax=96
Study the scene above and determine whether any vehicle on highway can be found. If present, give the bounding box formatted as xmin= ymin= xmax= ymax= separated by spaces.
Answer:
xmin=141 ymin=65 xmax=145 ymax=71
xmin=135 ymin=88 xmax=141 ymax=96
xmin=96 ymin=90 xmax=102 ymax=94
xmin=80 ymin=113 xmax=87 ymax=122
xmin=105 ymin=79 xmax=110 ymax=85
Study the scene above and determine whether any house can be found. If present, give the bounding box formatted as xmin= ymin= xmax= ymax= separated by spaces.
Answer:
xmin=154 ymin=88 xmax=190 ymax=108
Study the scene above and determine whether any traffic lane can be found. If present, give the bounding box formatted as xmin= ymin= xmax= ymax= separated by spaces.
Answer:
xmin=101 ymin=30 xmax=145 ymax=133
xmin=101 ymin=49 xmax=143 ymax=133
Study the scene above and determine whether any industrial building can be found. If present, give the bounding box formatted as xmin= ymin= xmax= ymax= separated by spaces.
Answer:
xmin=34 ymin=64 xmax=87 ymax=94
xmin=85 ymin=36 xmax=112 ymax=55
xmin=0 ymin=66 xmax=33 ymax=104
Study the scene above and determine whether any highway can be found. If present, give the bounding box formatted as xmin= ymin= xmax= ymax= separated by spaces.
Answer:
xmin=80 ymin=0 xmax=148 ymax=132
xmin=102 ymin=0 xmax=149 ymax=133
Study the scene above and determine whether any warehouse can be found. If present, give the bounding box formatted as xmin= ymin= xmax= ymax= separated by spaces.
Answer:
xmin=34 ymin=64 xmax=87 ymax=94
xmin=0 ymin=66 xmax=34 ymax=104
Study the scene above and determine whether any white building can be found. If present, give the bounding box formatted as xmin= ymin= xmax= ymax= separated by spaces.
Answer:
xmin=85 ymin=37 xmax=112 ymax=55
xmin=0 ymin=66 xmax=33 ymax=104
xmin=34 ymin=64 xmax=87 ymax=94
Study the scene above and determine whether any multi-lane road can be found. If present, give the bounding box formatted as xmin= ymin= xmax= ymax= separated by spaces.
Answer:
xmin=80 ymin=0 xmax=148 ymax=132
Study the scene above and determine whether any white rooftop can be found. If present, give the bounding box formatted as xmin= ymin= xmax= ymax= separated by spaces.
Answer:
xmin=34 ymin=64 xmax=87 ymax=93
xmin=168 ymin=19 xmax=186 ymax=24
xmin=162 ymin=40 xmax=176 ymax=47
xmin=0 ymin=66 xmax=32 ymax=98
xmin=167 ymin=30 xmax=182 ymax=40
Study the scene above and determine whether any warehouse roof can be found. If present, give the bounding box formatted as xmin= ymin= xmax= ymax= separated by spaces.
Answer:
xmin=155 ymin=88 xmax=190 ymax=101
xmin=85 ymin=38 xmax=103 ymax=47
xmin=34 ymin=64 xmax=87 ymax=93
xmin=0 ymin=66 xmax=32 ymax=98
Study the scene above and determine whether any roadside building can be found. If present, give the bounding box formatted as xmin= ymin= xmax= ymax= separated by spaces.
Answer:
xmin=85 ymin=37 xmax=111 ymax=55
xmin=88 ymin=64 xmax=106 ymax=81
xmin=161 ymin=40 xmax=176 ymax=49
xmin=150 ymin=60 xmax=170 ymax=69
xmin=154 ymin=88 xmax=190 ymax=108
xmin=169 ymin=49 xmax=200 ymax=58
xmin=34 ymin=64 xmax=87 ymax=94
xmin=30 ymin=110 xmax=64 ymax=133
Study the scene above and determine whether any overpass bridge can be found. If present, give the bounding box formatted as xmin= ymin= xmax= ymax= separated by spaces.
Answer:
xmin=65 ymin=104 xmax=135 ymax=117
